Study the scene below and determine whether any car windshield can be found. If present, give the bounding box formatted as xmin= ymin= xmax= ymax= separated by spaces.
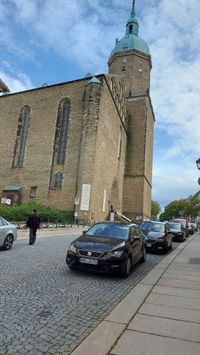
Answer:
xmin=149 ymin=223 xmax=165 ymax=233
xmin=86 ymin=223 xmax=129 ymax=240
xmin=140 ymin=222 xmax=164 ymax=233
xmin=169 ymin=223 xmax=181 ymax=230
xmin=140 ymin=222 xmax=152 ymax=232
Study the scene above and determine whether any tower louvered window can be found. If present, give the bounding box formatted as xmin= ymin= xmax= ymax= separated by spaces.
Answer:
xmin=56 ymin=98 xmax=70 ymax=165
xmin=12 ymin=105 xmax=31 ymax=167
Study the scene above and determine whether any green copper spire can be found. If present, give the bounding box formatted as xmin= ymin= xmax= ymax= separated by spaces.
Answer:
xmin=131 ymin=0 xmax=136 ymax=17
xmin=126 ymin=0 xmax=139 ymax=36
xmin=108 ymin=0 xmax=150 ymax=61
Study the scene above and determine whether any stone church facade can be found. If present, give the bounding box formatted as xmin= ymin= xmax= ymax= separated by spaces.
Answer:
xmin=0 ymin=1 xmax=154 ymax=223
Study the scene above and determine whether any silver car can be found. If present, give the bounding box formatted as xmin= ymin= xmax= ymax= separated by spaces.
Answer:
xmin=0 ymin=217 xmax=17 ymax=250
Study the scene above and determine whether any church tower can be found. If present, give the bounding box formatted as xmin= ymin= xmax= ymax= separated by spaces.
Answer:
xmin=108 ymin=0 xmax=154 ymax=220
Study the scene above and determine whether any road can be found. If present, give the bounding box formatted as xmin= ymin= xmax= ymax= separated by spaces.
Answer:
xmin=0 ymin=231 xmax=178 ymax=355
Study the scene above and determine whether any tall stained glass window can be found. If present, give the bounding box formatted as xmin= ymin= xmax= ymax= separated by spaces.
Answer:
xmin=56 ymin=98 xmax=70 ymax=165
xmin=13 ymin=105 xmax=31 ymax=167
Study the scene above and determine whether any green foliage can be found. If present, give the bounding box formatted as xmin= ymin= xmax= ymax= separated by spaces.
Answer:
xmin=160 ymin=197 xmax=200 ymax=221
xmin=151 ymin=200 xmax=161 ymax=218
xmin=0 ymin=202 xmax=73 ymax=223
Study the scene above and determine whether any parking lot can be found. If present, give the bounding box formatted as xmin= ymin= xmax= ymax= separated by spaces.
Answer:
xmin=0 ymin=231 xmax=178 ymax=355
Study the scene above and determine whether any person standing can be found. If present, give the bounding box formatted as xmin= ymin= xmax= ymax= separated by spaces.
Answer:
xmin=26 ymin=209 xmax=41 ymax=245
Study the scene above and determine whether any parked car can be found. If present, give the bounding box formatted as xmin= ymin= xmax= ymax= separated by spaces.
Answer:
xmin=0 ymin=217 xmax=17 ymax=250
xmin=188 ymin=223 xmax=195 ymax=234
xmin=140 ymin=221 xmax=173 ymax=253
xmin=172 ymin=218 xmax=189 ymax=237
xmin=190 ymin=222 xmax=197 ymax=232
xmin=168 ymin=222 xmax=186 ymax=242
xmin=66 ymin=221 xmax=146 ymax=277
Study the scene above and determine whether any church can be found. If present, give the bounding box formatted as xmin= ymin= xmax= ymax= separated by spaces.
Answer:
xmin=0 ymin=1 xmax=154 ymax=223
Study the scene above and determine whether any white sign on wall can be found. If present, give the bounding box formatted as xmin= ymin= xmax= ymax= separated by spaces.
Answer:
xmin=102 ymin=189 xmax=106 ymax=212
xmin=1 ymin=197 xmax=11 ymax=205
xmin=80 ymin=184 xmax=91 ymax=211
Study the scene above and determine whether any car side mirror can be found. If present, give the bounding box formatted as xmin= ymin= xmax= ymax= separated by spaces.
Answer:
xmin=82 ymin=230 xmax=87 ymax=234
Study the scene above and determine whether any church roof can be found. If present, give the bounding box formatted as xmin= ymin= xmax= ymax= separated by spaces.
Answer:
xmin=109 ymin=0 xmax=150 ymax=61
xmin=86 ymin=76 xmax=102 ymax=85
xmin=0 ymin=78 xmax=10 ymax=93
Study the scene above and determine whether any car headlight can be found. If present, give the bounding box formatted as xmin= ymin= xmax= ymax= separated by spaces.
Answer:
xmin=105 ymin=250 xmax=124 ymax=258
xmin=68 ymin=244 xmax=77 ymax=254
xmin=112 ymin=250 xmax=124 ymax=257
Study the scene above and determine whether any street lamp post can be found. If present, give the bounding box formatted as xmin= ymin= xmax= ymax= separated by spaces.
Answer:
xmin=196 ymin=158 xmax=200 ymax=171
xmin=196 ymin=158 xmax=200 ymax=186
xmin=196 ymin=158 xmax=200 ymax=231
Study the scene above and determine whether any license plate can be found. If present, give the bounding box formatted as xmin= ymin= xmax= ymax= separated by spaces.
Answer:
xmin=147 ymin=243 xmax=152 ymax=247
xmin=79 ymin=257 xmax=98 ymax=265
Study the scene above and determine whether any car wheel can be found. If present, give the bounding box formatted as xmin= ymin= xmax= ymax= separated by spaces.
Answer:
xmin=122 ymin=256 xmax=132 ymax=277
xmin=3 ymin=234 xmax=14 ymax=250
xmin=140 ymin=245 xmax=146 ymax=263
xmin=69 ymin=265 xmax=75 ymax=270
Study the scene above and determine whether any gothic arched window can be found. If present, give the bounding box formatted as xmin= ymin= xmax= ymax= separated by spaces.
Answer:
xmin=53 ymin=172 xmax=63 ymax=188
xmin=12 ymin=105 xmax=31 ymax=167
xmin=56 ymin=98 xmax=70 ymax=165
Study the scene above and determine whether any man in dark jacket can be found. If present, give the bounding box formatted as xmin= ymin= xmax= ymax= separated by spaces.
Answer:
xmin=26 ymin=209 xmax=41 ymax=245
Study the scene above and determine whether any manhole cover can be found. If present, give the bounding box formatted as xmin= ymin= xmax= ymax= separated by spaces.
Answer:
xmin=189 ymin=258 xmax=200 ymax=265
xmin=38 ymin=310 xmax=52 ymax=318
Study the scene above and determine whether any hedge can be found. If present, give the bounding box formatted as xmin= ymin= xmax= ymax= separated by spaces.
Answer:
xmin=0 ymin=202 xmax=73 ymax=224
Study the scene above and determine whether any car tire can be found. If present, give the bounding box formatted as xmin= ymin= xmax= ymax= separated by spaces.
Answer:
xmin=69 ymin=265 xmax=74 ymax=270
xmin=122 ymin=256 xmax=132 ymax=277
xmin=3 ymin=234 xmax=14 ymax=250
xmin=140 ymin=245 xmax=146 ymax=263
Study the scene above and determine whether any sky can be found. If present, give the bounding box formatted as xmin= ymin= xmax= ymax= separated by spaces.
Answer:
xmin=0 ymin=0 xmax=200 ymax=209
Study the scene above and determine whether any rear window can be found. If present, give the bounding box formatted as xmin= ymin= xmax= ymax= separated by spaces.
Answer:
xmin=173 ymin=219 xmax=186 ymax=227
xmin=169 ymin=223 xmax=181 ymax=230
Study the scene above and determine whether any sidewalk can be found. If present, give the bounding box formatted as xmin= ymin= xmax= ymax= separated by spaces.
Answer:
xmin=17 ymin=225 xmax=85 ymax=240
xmin=71 ymin=232 xmax=200 ymax=355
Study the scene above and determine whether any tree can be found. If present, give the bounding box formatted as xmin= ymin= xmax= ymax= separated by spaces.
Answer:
xmin=160 ymin=197 xmax=200 ymax=221
xmin=151 ymin=200 xmax=161 ymax=219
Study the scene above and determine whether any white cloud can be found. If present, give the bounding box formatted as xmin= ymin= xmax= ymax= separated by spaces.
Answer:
xmin=1 ymin=0 xmax=127 ymax=72
xmin=0 ymin=69 xmax=33 ymax=93
xmin=144 ymin=0 xmax=200 ymax=157
xmin=10 ymin=0 xmax=39 ymax=23
xmin=152 ymin=157 xmax=199 ymax=208
xmin=143 ymin=0 xmax=200 ymax=206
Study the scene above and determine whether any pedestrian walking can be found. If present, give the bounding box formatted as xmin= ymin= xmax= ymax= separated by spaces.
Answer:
xmin=26 ymin=209 xmax=41 ymax=245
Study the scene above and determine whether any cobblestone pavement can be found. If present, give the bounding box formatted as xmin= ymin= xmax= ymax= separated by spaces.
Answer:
xmin=0 ymin=233 xmax=178 ymax=355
